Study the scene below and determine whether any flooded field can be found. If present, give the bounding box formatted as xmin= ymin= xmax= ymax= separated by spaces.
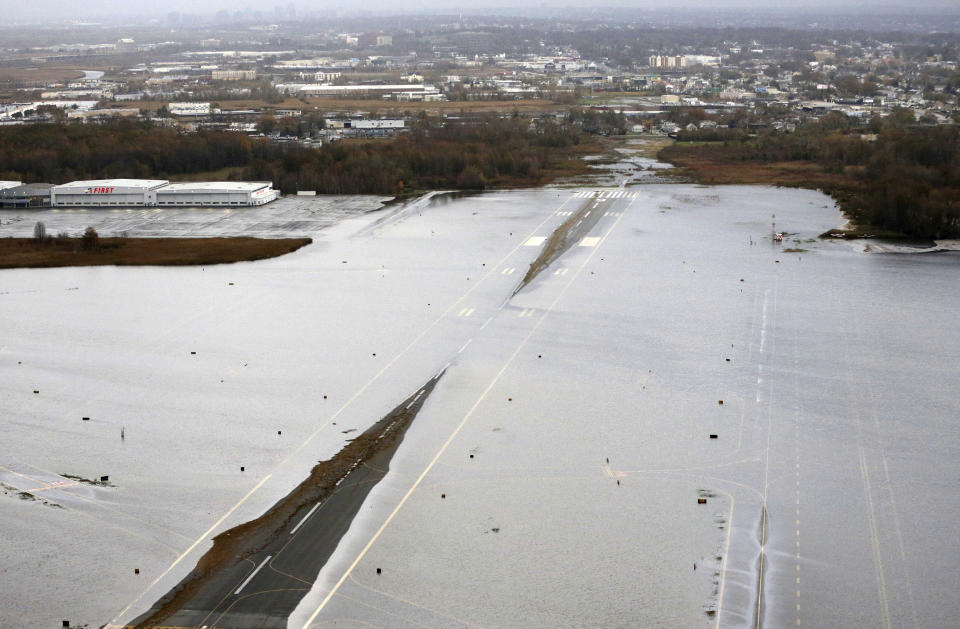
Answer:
xmin=1 ymin=187 xmax=957 ymax=628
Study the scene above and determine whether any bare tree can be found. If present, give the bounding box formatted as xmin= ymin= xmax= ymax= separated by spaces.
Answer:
xmin=81 ymin=226 xmax=100 ymax=251
xmin=33 ymin=221 xmax=46 ymax=243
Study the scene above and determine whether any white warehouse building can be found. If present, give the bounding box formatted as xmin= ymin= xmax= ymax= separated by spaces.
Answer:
xmin=51 ymin=179 xmax=168 ymax=207
xmin=157 ymin=182 xmax=278 ymax=206
xmin=49 ymin=179 xmax=278 ymax=207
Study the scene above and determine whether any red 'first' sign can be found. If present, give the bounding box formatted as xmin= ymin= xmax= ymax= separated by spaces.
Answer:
xmin=84 ymin=187 xmax=115 ymax=194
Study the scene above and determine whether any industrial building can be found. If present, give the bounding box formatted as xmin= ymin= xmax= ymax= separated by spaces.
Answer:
xmin=212 ymin=70 xmax=257 ymax=81
xmin=51 ymin=180 xmax=168 ymax=207
xmin=0 ymin=180 xmax=21 ymax=191
xmin=324 ymin=118 xmax=405 ymax=138
xmin=168 ymin=102 xmax=212 ymax=116
xmin=48 ymin=179 xmax=278 ymax=207
xmin=0 ymin=183 xmax=53 ymax=208
xmin=275 ymin=83 xmax=442 ymax=101
xmin=157 ymin=182 xmax=278 ymax=206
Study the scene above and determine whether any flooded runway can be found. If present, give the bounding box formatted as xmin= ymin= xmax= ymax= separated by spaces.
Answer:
xmin=1 ymin=187 xmax=957 ymax=628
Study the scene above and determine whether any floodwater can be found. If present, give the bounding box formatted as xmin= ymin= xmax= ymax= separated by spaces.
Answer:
xmin=0 ymin=194 xmax=388 ymax=238
xmin=0 ymin=187 xmax=957 ymax=629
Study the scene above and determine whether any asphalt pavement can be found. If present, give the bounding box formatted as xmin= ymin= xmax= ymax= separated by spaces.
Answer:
xmin=129 ymin=372 xmax=444 ymax=628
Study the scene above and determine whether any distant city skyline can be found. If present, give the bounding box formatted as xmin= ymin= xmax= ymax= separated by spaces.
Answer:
xmin=3 ymin=0 xmax=960 ymax=21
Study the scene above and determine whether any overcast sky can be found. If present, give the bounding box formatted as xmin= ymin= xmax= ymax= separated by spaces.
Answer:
xmin=2 ymin=0 xmax=958 ymax=21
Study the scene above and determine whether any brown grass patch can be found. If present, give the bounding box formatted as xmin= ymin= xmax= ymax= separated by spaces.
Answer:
xmin=0 ymin=237 xmax=311 ymax=269
xmin=659 ymin=144 xmax=858 ymax=190
xmin=0 ymin=67 xmax=86 ymax=84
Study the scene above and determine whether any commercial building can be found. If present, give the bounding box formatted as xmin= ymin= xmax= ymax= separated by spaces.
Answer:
xmin=0 ymin=183 xmax=53 ymax=208
xmin=157 ymin=182 xmax=278 ymax=206
xmin=325 ymin=118 xmax=405 ymax=137
xmin=169 ymin=102 xmax=212 ymax=116
xmin=51 ymin=179 xmax=168 ymax=207
xmin=213 ymin=70 xmax=257 ymax=80
xmin=67 ymin=108 xmax=139 ymax=122
xmin=684 ymin=55 xmax=722 ymax=67
xmin=275 ymin=83 xmax=442 ymax=101
xmin=48 ymin=179 xmax=278 ymax=207
xmin=325 ymin=118 xmax=404 ymax=130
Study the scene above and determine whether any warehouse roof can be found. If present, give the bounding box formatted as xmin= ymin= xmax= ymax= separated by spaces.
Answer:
xmin=159 ymin=182 xmax=273 ymax=193
xmin=0 ymin=181 xmax=22 ymax=191
xmin=53 ymin=179 xmax=169 ymax=190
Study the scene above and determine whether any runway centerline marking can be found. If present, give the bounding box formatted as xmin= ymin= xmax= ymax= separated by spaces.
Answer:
xmin=290 ymin=503 xmax=322 ymax=536
xmin=235 ymin=555 xmax=272 ymax=595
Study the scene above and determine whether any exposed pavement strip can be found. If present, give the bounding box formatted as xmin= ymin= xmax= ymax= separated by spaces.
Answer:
xmin=128 ymin=371 xmax=445 ymax=629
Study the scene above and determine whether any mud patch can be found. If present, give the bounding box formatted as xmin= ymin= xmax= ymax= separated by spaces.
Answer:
xmin=60 ymin=474 xmax=114 ymax=487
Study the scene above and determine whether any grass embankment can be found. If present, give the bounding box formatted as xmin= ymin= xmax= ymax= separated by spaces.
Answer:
xmin=0 ymin=237 xmax=312 ymax=269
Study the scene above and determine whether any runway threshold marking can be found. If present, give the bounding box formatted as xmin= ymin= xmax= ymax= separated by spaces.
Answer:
xmin=579 ymin=237 xmax=601 ymax=247
xmin=524 ymin=236 xmax=546 ymax=247
xmin=110 ymin=191 xmax=580 ymax=627
xmin=235 ymin=555 xmax=272 ymax=595
xmin=301 ymin=189 xmax=638 ymax=629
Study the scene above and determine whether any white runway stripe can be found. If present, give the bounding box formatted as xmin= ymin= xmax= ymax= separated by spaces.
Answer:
xmin=235 ymin=555 xmax=272 ymax=595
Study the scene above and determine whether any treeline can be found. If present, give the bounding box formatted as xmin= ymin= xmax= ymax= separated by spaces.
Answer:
xmin=0 ymin=116 xmax=590 ymax=195
xmin=0 ymin=121 xmax=260 ymax=181
xmin=244 ymin=116 xmax=588 ymax=194
xmin=567 ymin=108 xmax=630 ymax=136
xmin=664 ymin=117 xmax=960 ymax=238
